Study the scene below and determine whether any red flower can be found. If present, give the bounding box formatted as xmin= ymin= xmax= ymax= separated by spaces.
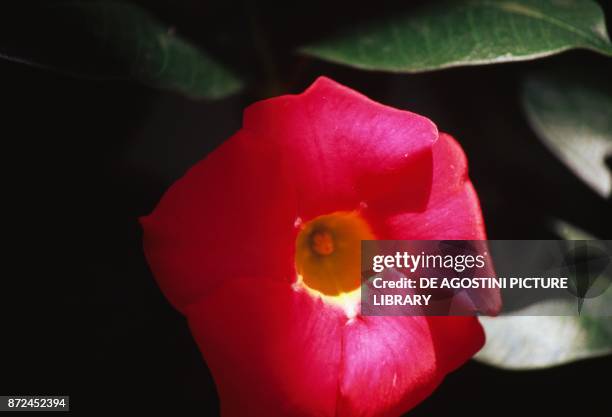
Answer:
xmin=141 ymin=77 xmax=501 ymax=417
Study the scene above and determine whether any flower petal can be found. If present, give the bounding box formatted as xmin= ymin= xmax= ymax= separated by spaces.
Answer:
xmin=141 ymin=130 xmax=299 ymax=312
xmin=186 ymin=279 xmax=485 ymax=417
xmin=338 ymin=316 xmax=441 ymax=417
xmin=243 ymin=76 xmax=438 ymax=220
xmin=364 ymin=133 xmax=501 ymax=315
xmin=185 ymin=278 xmax=345 ymax=417
xmin=426 ymin=316 xmax=485 ymax=373
xmin=366 ymin=133 xmax=485 ymax=240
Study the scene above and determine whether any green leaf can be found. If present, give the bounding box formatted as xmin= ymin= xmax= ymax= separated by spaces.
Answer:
xmin=522 ymin=70 xmax=612 ymax=197
xmin=551 ymin=219 xmax=596 ymax=241
xmin=0 ymin=2 xmax=242 ymax=99
xmin=475 ymin=307 xmax=612 ymax=369
xmin=301 ymin=0 xmax=612 ymax=72
xmin=475 ymin=221 xmax=612 ymax=370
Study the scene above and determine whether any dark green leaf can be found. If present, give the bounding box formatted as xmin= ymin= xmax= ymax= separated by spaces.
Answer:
xmin=301 ymin=0 xmax=612 ymax=72
xmin=522 ymin=70 xmax=612 ymax=197
xmin=0 ymin=2 xmax=242 ymax=99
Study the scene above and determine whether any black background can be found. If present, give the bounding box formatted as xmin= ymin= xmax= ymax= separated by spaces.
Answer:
xmin=1 ymin=1 xmax=611 ymax=415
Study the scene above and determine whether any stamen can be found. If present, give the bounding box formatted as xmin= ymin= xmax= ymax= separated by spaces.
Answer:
xmin=311 ymin=230 xmax=334 ymax=255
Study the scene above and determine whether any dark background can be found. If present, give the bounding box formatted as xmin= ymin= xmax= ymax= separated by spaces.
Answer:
xmin=1 ymin=1 xmax=611 ymax=415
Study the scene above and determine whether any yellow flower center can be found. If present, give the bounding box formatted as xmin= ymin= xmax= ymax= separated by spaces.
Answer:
xmin=295 ymin=211 xmax=375 ymax=298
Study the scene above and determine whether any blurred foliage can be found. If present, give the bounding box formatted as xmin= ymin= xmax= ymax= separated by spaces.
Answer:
xmin=522 ymin=69 xmax=612 ymax=198
xmin=0 ymin=1 xmax=242 ymax=99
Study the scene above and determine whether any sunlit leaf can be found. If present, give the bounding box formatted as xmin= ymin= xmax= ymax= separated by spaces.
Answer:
xmin=475 ymin=300 xmax=612 ymax=369
xmin=475 ymin=221 xmax=612 ymax=369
